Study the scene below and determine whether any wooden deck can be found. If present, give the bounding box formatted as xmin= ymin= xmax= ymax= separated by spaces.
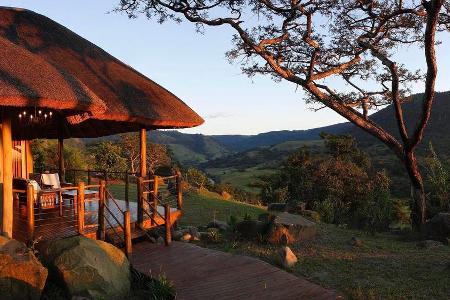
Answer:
xmin=131 ymin=241 xmax=339 ymax=300
xmin=12 ymin=197 xmax=180 ymax=243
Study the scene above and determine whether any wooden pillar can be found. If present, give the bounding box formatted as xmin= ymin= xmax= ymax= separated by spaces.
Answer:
xmin=164 ymin=204 xmax=171 ymax=246
xmin=139 ymin=128 xmax=147 ymax=178
xmin=97 ymin=180 xmax=106 ymax=240
xmin=25 ymin=140 xmax=33 ymax=178
xmin=124 ymin=210 xmax=132 ymax=257
xmin=77 ymin=181 xmax=85 ymax=234
xmin=58 ymin=137 xmax=65 ymax=183
xmin=20 ymin=141 xmax=26 ymax=178
xmin=2 ymin=114 xmax=13 ymax=238
xmin=137 ymin=177 xmax=144 ymax=228
xmin=26 ymin=183 xmax=35 ymax=242
xmin=176 ymin=170 xmax=183 ymax=210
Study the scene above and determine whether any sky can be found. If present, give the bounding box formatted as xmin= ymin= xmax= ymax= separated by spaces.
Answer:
xmin=2 ymin=1 xmax=449 ymax=135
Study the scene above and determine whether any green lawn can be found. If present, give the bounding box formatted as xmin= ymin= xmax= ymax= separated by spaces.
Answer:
xmin=178 ymin=190 xmax=266 ymax=226
xmin=206 ymin=167 xmax=276 ymax=193
xmin=180 ymin=191 xmax=450 ymax=300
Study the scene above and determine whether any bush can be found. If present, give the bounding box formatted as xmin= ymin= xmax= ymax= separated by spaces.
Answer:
xmin=261 ymin=133 xmax=395 ymax=232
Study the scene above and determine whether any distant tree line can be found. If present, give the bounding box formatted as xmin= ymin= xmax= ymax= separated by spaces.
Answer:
xmin=31 ymin=133 xmax=176 ymax=180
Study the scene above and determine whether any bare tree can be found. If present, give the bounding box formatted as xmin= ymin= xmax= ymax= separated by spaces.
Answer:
xmin=117 ymin=0 xmax=447 ymax=228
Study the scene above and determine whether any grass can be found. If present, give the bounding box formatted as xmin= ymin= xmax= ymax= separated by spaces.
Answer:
xmin=178 ymin=190 xmax=266 ymax=226
xmin=206 ymin=166 xmax=276 ymax=193
xmin=180 ymin=191 xmax=450 ymax=300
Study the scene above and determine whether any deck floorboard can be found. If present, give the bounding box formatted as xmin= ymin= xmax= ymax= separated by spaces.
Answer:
xmin=131 ymin=241 xmax=339 ymax=300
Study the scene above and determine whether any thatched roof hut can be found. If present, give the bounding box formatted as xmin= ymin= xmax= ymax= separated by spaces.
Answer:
xmin=0 ymin=6 xmax=204 ymax=139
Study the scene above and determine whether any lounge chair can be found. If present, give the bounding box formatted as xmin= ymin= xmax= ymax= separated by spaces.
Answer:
xmin=13 ymin=177 xmax=59 ymax=209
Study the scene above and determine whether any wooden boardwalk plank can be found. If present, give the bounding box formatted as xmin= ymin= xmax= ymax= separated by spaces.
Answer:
xmin=131 ymin=241 xmax=339 ymax=300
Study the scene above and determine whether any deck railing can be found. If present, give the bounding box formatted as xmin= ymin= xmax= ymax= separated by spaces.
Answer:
xmin=137 ymin=171 xmax=182 ymax=245
xmin=14 ymin=180 xmax=133 ymax=257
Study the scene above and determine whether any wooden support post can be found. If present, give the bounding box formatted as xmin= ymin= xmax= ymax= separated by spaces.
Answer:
xmin=97 ymin=180 xmax=106 ymax=240
xmin=27 ymin=183 xmax=35 ymax=243
xmin=87 ymin=169 xmax=91 ymax=185
xmin=2 ymin=113 xmax=13 ymax=238
xmin=137 ymin=177 xmax=144 ymax=228
xmin=176 ymin=170 xmax=183 ymax=210
xmin=140 ymin=128 xmax=147 ymax=178
xmin=164 ymin=204 xmax=171 ymax=246
xmin=77 ymin=181 xmax=85 ymax=234
xmin=124 ymin=210 xmax=132 ymax=257
xmin=124 ymin=172 xmax=129 ymax=207
xmin=58 ymin=137 xmax=65 ymax=183
xmin=25 ymin=140 xmax=33 ymax=179
xmin=152 ymin=175 xmax=159 ymax=226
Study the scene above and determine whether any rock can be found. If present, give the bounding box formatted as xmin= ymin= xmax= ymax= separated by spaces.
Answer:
xmin=181 ymin=233 xmax=192 ymax=242
xmin=348 ymin=237 xmax=363 ymax=247
xmin=208 ymin=220 xmax=230 ymax=231
xmin=277 ymin=246 xmax=298 ymax=268
xmin=265 ymin=212 xmax=317 ymax=245
xmin=417 ymin=240 xmax=444 ymax=249
xmin=426 ymin=213 xmax=450 ymax=238
xmin=173 ymin=230 xmax=184 ymax=241
xmin=41 ymin=236 xmax=130 ymax=300
xmin=300 ymin=210 xmax=321 ymax=223
xmin=0 ymin=236 xmax=48 ymax=300
xmin=221 ymin=191 xmax=232 ymax=200
xmin=268 ymin=203 xmax=287 ymax=212
xmin=187 ymin=226 xmax=199 ymax=237
xmin=157 ymin=236 xmax=165 ymax=245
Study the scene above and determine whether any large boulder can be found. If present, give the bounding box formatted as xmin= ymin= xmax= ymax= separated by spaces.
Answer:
xmin=0 ymin=236 xmax=48 ymax=300
xmin=426 ymin=213 xmax=450 ymax=239
xmin=41 ymin=236 xmax=130 ymax=300
xmin=265 ymin=212 xmax=317 ymax=245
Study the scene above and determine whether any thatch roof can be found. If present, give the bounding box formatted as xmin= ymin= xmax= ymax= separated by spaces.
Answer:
xmin=0 ymin=35 xmax=106 ymax=115
xmin=0 ymin=7 xmax=204 ymax=139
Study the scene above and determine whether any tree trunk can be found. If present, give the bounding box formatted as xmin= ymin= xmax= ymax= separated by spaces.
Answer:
xmin=404 ymin=151 xmax=426 ymax=230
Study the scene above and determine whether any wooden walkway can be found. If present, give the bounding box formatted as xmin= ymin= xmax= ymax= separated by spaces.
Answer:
xmin=131 ymin=241 xmax=339 ymax=300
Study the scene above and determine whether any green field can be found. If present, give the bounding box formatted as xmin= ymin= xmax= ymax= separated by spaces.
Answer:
xmin=206 ymin=166 xmax=276 ymax=193
xmin=180 ymin=191 xmax=450 ymax=300
xmin=178 ymin=190 xmax=266 ymax=226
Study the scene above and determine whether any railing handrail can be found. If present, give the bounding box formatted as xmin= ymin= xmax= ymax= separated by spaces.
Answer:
xmin=105 ymin=189 xmax=126 ymax=216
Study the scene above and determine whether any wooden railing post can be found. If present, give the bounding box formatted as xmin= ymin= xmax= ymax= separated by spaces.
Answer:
xmin=152 ymin=175 xmax=159 ymax=226
xmin=124 ymin=210 xmax=132 ymax=257
xmin=97 ymin=180 xmax=106 ymax=240
xmin=176 ymin=170 xmax=183 ymax=210
xmin=26 ymin=183 xmax=35 ymax=243
xmin=137 ymin=177 xmax=144 ymax=227
xmin=125 ymin=172 xmax=129 ymax=206
xmin=78 ymin=182 xmax=85 ymax=234
xmin=164 ymin=204 xmax=171 ymax=246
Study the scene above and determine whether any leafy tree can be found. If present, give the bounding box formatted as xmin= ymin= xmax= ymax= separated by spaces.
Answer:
xmin=31 ymin=139 xmax=88 ymax=173
xmin=91 ymin=141 xmax=128 ymax=175
xmin=261 ymin=134 xmax=393 ymax=231
xmin=424 ymin=142 xmax=450 ymax=213
xmin=119 ymin=133 xmax=174 ymax=175
xmin=186 ymin=167 xmax=209 ymax=189
xmin=117 ymin=0 xmax=448 ymax=228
